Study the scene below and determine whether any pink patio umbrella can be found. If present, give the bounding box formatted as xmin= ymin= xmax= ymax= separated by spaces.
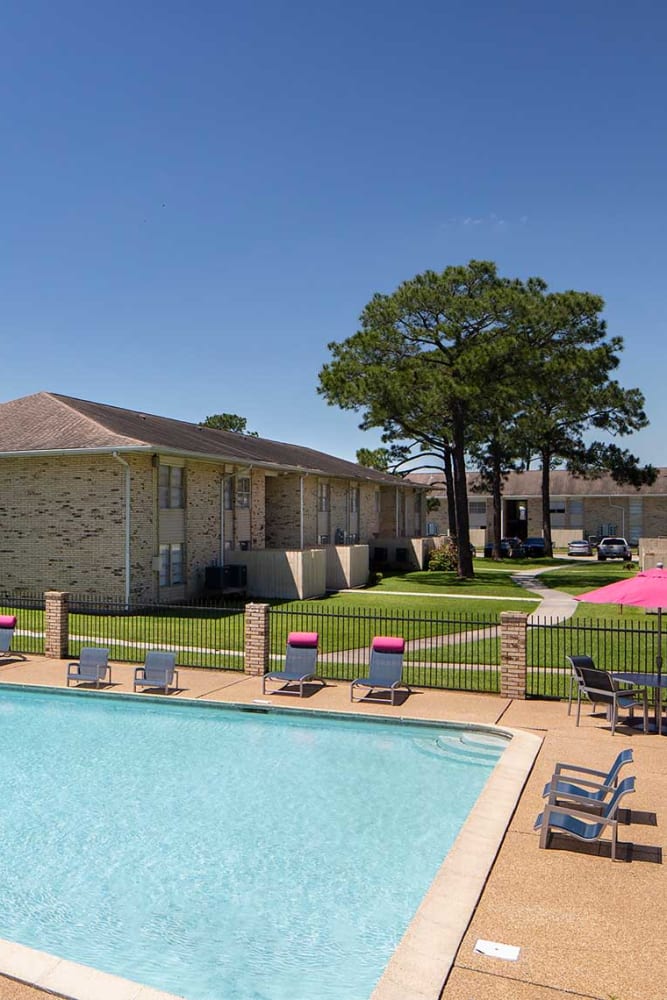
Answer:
xmin=575 ymin=566 xmax=667 ymax=725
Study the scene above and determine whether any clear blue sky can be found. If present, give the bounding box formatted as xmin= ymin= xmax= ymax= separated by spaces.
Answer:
xmin=2 ymin=1 xmax=665 ymax=465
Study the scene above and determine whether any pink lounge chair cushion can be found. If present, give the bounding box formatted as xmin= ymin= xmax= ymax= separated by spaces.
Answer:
xmin=287 ymin=631 xmax=319 ymax=648
xmin=372 ymin=636 xmax=405 ymax=653
xmin=0 ymin=616 xmax=17 ymax=629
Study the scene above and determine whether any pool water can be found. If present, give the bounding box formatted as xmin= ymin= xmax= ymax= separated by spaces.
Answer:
xmin=0 ymin=688 xmax=506 ymax=1000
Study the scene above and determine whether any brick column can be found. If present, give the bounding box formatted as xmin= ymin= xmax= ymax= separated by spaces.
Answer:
xmin=45 ymin=591 xmax=69 ymax=659
xmin=500 ymin=611 xmax=528 ymax=699
xmin=244 ymin=602 xmax=270 ymax=676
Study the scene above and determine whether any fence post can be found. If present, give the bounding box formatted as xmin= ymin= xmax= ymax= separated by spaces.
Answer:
xmin=244 ymin=602 xmax=270 ymax=676
xmin=45 ymin=591 xmax=69 ymax=659
xmin=500 ymin=611 xmax=528 ymax=699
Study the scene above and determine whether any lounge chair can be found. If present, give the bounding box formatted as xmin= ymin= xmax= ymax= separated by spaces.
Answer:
xmin=350 ymin=636 xmax=410 ymax=705
xmin=66 ymin=647 xmax=111 ymax=688
xmin=534 ymin=776 xmax=635 ymax=861
xmin=541 ymin=749 xmax=633 ymax=803
xmin=573 ymin=662 xmax=648 ymax=735
xmin=0 ymin=615 xmax=24 ymax=661
xmin=134 ymin=650 xmax=179 ymax=694
xmin=262 ymin=632 xmax=322 ymax=697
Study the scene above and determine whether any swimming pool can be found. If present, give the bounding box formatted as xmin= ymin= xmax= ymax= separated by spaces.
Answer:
xmin=0 ymin=687 xmax=510 ymax=1000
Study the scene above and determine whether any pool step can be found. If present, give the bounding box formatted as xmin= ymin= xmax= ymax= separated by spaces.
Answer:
xmin=413 ymin=734 xmax=504 ymax=766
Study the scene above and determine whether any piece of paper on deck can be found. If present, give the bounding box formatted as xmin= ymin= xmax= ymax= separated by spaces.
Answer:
xmin=474 ymin=939 xmax=520 ymax=960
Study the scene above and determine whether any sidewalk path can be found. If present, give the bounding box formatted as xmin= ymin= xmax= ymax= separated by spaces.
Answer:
xmin=511 ymin=565 xmax=579 ymax=624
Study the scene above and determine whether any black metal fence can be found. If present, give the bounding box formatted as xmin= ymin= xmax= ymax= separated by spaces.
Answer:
xmin=67 ymin=595 xmax=247 ymax=669
xmin=0 ymin=592 xmax=46 ymax=655
xmin=269 ymin=605 xmax=501 ymax=692
xmin=528 ymin=615 xmax=660 ymax=698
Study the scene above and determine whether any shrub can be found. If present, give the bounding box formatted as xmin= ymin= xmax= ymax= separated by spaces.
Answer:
xmin=428 ymin=540 xmax=458 ymax=571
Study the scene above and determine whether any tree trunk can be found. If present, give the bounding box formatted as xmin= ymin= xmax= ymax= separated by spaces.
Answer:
xmin=491 ymin=451 xmax=503 ymax=560
xmin=540 ymin=448 xmax=554 ymax=558
xmin=443 ymin=446 xmax=457 ymax=542
xmin=452 ymin=413 xmax=474 ymax=578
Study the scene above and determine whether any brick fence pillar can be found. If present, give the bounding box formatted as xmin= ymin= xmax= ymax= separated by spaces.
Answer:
xmin=500 ymin=611 xmax=528 ymax=699
xmin=244 ymin=602 xmax=270 ymax=676
xmin=45 ymin=591 xmax=69 ymax=659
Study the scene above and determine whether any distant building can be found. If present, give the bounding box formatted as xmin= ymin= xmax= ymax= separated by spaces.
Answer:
xmin=407 ymin=469 xmax=667 ymax=547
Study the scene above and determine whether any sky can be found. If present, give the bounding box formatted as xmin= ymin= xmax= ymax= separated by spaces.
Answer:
xmin=2 ymin=1 xmax=666 ymax=466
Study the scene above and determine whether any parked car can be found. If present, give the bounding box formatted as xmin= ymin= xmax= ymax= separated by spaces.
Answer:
xmin=597 ymin=536 xmax=632 ymax=561
xmin=483 ymin=537 xmax=523 ymax=559
xmin=567 ymin=538 xmax=593 ymax=556
xmin=520 ymin=537 xmax=546 ymax=557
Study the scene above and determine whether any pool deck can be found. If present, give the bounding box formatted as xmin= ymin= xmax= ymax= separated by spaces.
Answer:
xmin=0 ymin=656 xmax=664 ymax=1000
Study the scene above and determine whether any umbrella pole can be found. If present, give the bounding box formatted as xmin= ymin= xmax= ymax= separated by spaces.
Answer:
xmin=657 ymin=607 xmax=663 ymax=734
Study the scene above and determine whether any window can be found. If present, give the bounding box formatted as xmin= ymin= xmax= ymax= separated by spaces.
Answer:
xmin=159 ymin=543 xmax=184 ymax=586
xmin=318 ymin=483 xmax=330 ymax=512
xmin=469 ymin=501 xmax=486 ymax=515
xmin=349 ymin=486 xmax=359 ymax=514
xmin=236 ymin=476 xmax=250 ymax=508
xmin=159 ymin=465 xmax=184 ymax=509
xmin=223 ymin=475 xmax=234 ymax=510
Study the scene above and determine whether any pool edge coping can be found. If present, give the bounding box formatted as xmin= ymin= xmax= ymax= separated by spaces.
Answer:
xmin=0 ymin=682 xmax=540 ymax=1000
xmin=370 ymin=725 xmax=542 ymax=1000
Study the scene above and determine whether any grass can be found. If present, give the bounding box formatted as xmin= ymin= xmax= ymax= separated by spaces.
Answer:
xmin=4 ymin=560 xmax=660 ymax=694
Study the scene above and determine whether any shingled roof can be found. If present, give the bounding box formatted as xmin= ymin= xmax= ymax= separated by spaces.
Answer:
xmin=0 ymin=392 xmax=410 ymax=487
xmin=407 ymin=468 xmax=667 ymax=496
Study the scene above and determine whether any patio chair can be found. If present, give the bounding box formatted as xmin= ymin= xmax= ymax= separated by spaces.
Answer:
xmin=542 ymin=749 xmax=633 ymax=802
xmin=574 ymin=664 xmax=648 ymax=735
xmin=134 ymin=650 xmax=179 ymax=694
xmin=566 ymin=654 xmax=594 ymax=716
xmin=534 ymin=775 xmax=635 ymax=861
xmin=0 ymin=615 xmax=25 ymax=661
xmin=66 ymin=647 xmax=111 ymax=688
xmin=350 ymin=636 xmax=410 ymax=705
xmin=262 ymin=632 xmax=323 ymax=697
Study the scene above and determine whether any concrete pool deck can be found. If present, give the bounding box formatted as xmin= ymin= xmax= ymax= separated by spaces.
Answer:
xmin=0 ymin=656 xmax=664 ymax=1000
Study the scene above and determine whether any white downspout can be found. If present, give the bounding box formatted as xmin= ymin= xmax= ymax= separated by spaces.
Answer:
xmin=220 ymin=477 xmax=225 ymax=566
xmin=112 ymin=452 xmax=131 ymax=606
xmin=300 ymin=475 xmax=305 ymax=549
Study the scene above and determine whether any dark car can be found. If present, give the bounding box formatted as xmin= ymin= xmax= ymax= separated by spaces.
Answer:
xmin=520 ymin=537 xmax=546 ymax=557
xmin=597 ymin=536 xmax=632 ymax=561
xmin=483 ymin=537 xmax=523 ymax=559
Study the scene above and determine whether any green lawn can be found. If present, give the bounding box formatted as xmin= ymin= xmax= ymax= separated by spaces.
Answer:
xmin=4 ymin=561 xmax=658 ymax=694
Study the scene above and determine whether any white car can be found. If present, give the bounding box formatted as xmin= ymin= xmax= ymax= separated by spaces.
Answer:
xmin=567 ymin=539 xmax=592 ymax=556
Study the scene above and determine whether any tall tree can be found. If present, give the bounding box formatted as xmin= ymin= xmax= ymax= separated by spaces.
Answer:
xmin=318 ymin=261 xmax=529 ymax=578
xmin=200 ymin=413 xmax=259 ymax=436
xmin=515 ymin=289 xmax=655 ymax=555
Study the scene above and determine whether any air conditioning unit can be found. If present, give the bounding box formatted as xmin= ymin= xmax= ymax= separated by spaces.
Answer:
xmin=318 ymin=534 xmax=330 ymax=544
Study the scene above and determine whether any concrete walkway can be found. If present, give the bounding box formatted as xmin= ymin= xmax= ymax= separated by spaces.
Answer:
xmin=0 ymin=655 xmax=663 ymax=1000
xmin=511 ymin=565 xmax=580 ymax=624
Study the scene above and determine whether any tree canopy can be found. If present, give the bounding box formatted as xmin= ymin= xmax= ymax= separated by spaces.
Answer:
xmin=319 ymin=260 xmax=653 ymax=573
xmin=200 ymin=413 xmax=259 ymax=436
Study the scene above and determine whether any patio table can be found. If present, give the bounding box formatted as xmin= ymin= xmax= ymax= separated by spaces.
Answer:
xmin=612 ymin=671 xmax=667 ymax=734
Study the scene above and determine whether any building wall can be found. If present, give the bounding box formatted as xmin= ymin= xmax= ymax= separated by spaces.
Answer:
xmin=265 ymin=474 xmax=302 ymax=548
xmin=0 ymin=454 xmax=132 ymax=597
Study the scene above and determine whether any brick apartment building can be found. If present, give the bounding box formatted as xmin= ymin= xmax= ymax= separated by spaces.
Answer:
xmin=0 ymin=393 xmax=428 ymax=601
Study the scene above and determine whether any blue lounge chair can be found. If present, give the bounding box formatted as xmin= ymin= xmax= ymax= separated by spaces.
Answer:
xmin=542 ymin=749 xmax=633 ymax=802
xmin=350 ymin=637 xmax=410 ymax=705
xmin=66 ymin=647 xmax=111 ymax=688
xmin=134 ymin=650 xmax=179 ymax=694
xmin=535 ymin=776 xmax=635 ymax=861
xmin=263 ymin=632 xmax=322 ymax=697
